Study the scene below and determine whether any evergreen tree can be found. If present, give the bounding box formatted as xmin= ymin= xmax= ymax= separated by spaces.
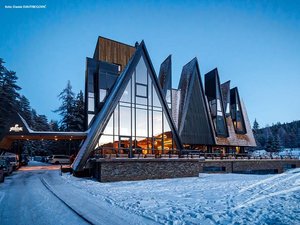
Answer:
xmin=17 ymin=95 xmax=33 ymax=126
xmin=0 ymin=59 xmax=21 ymax=136
xmin=54 ymin=80 xmax=75 ymax=131
xmin=72 ymin=90 xmax=85 ymax=131
xmin=265 ymin=136 xmax=274 ymax=152
xmin=253 ymin=119 xmax=259 ymax=133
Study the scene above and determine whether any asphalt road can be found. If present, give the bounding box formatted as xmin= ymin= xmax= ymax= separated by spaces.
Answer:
xmin=0 ymin=162 xmax=89 ymax=225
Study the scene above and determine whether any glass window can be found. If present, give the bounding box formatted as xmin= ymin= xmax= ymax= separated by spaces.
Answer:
xmin=88 ymin=114 xmax=94 ymax=125
xmin=136 ymin=108 xmax=148 ymax=137
xmin=114 ymin=106 xmax=119 ymax=136
xmin=120 ymin=106 xmax=131 ymax=135
xmin=166 ymin=89 xmax=171 ymax=103
xmin=136 ymin=56 xmax=147 ymax=84
xmin=136 ymin=83 xmax=147 ymax=98
xmin=148 ymin=74 xmax=152 ymax=106
xmin=136 ymin=96 xmax=147 ymax=105
xmin=99 ymin=89 xmax=107 ymax=102
xmin=153 ymin=111 xmax=162 ymax=136
xmin=103 ymin=113 xmax=113 ymax=135
xmin=98 ymin=135 xmax=114 ymax=148
xmin=120 ymin=78 xmax=131 ymax=103
xmin=88 ymin=98 xmax=94 ymax=111
xmin=152 ymin=86 xmax=161 ymax=108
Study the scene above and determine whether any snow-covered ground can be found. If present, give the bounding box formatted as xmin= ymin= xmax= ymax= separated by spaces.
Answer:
xmin=62 ymin=169 xmax=300 ymax=225
xmin=252 ymin=148 xmax=300 ymax=158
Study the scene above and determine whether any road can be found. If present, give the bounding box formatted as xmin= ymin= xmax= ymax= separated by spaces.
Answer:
xmin=0 ymin=161 xmax=89 ymax=225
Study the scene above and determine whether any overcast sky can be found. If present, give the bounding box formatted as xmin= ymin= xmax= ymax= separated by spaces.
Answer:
xmin=1 ymin=0 xmax=300 ymax=127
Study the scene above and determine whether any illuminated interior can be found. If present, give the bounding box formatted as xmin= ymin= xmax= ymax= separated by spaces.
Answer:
xmin=94 ymin=56 xmax=178 ymax=157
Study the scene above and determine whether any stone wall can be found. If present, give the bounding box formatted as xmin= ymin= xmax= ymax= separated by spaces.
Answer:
xmin=92 ymin=159 xmax=300 ymax=182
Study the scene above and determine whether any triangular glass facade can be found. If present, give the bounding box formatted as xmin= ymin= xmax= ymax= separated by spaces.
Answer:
xmin=95 ymin=56 xmax=178 ymax=157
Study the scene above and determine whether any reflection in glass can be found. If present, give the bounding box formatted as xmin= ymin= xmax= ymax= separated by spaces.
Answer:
xmin=136 ymin=108 xmax=148 ymax=137
xmin=153 ymin=111 xmax=162 ymax=136
xmin=136 ymin=57 xmax=147 ymax=84
xmin=136 ymin=83 xmax=147 ymax=97
xmin=120 ymin=78 xmax=131 ymax=103
xmin=93 ymin=53 xmax=180 ymax=158
xmin=99 ymin=89 xmax=107 ymax=102
xmin=120 ymin=106 xmax=131 ymax=135
xmin=103 ymin=113 xmax=113 ymax=135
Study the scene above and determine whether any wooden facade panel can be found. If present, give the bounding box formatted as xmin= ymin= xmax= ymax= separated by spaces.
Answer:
xmin=95 ymin=37 xmax=136 ymax=73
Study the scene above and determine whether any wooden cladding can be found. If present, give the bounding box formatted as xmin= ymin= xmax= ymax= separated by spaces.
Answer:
xmin=94 ymin=37 xmax=136 ymax=73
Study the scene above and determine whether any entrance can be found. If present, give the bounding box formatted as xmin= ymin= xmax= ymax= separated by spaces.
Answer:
xmin=119 ymin=136 xmax=132 ymax=158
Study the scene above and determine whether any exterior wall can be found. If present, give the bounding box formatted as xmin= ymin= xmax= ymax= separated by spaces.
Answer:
xmin=94 ymin=37 xmax=136 ymax=73
xmin=92 ymin=159 xmax=300 ymax=182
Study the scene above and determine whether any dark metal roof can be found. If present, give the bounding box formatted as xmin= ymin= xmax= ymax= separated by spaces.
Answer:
xmin=177 ymin=58 xmax=215 ymax=145
xmin=158 ymin=55 xmax=172 ymax=96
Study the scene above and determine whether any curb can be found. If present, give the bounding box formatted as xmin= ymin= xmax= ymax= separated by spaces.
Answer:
xmin=40 ymin=177 xmax=93 ymax=225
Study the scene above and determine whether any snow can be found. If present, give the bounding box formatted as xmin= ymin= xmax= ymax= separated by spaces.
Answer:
xmin=61 ymin=169 xmax=300 ymax=225
xmin=251 ymin=148 xmax=300 ymax=159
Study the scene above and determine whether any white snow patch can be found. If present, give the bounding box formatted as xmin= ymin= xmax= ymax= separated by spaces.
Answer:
xmin=61 ymin=169 xmax=300 ymax=224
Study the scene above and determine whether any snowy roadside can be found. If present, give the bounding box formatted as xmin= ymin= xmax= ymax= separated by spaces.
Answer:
xmin=41 ymin=171 xmax=158 ymax=225
xmin=59 ymin=170 xmax=300 ymax=225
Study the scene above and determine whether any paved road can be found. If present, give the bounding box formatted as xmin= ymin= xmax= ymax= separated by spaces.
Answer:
xmin=0 ymin=162 xmax=89 ymax=225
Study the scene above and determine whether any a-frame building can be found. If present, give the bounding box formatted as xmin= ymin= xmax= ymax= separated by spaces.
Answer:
xmin=72 ymin=42 xmax=183 ymax=172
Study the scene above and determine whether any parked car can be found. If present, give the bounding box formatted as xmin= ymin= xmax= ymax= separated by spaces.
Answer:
xmin=0 ymin=159 xmax=13 ymax=175
xmin=0 ymin=167 xmax=4 ymax=183
xmin=49 ymin=155 xmax=70 ymax=164
xmin=1 ymin=155 xmax=19 ymax=170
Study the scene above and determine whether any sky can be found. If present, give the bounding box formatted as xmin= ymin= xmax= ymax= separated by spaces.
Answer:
xmin=0 ymin=0 xmax=300 ymax=127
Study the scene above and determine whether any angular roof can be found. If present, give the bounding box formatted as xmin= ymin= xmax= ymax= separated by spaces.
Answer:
xmin=72 ymin=41 xmax=183 ymax=172
xmin=158 ymin=55 xmax=172 ymax=96
xmin=177 ymin=58 xmax=215 ymax=145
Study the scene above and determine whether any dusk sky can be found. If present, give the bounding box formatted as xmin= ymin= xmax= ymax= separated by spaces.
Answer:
xmin=1 ymin=0 xmax=300 ymax=127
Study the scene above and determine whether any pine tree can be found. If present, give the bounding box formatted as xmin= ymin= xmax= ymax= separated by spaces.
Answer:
xmin=72 ymin=90 xmax=85 ymax=131
xmin=54 ymin=80 xmax=75 ymax=131
xmin=253 ymin=119 xmax=259 ymax=133
xmin=0 ymin=59 xmax=21 ymax=136
xmin=265 ymin=136 xmax=274 ymax=152
xmin=17 ymin=95 xmax=33 ymax=127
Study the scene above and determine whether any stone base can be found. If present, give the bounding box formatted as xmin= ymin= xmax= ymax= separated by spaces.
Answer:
xmin=91 ymin=159 xmax=300 ymax=182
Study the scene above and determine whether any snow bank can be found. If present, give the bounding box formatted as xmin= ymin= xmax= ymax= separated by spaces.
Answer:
xmin=61 ymin=169 xmax=300 ymax=224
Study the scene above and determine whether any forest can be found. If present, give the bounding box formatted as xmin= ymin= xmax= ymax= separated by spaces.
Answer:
xmin=0 ymin=58 xmax=84 ymax=156
xmin=253 ymin=119 xmax=300 ymax=151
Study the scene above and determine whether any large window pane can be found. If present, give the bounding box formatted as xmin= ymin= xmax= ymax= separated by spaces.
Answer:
xmin=120 ymin=78 xmax=131 ymax=103
xmin=136 ymin=108 xmax=148 ymax=137
xmin=153 ymin=86 xmax=161 ymax=107
xmin=88 ymin=98 xmax=94 ymax=111
xmin=136 ymin=83 xmax=147 ymax=97
xmin=98 ymin=135 xmax=114 ymax=148
xmin=136 ymin=57 xmax=147 ymax=84
xmin=99 ymin=89 xmax=107 ymax=102
xmin=120 ymin=106 xmax=131 ymax=135
xmin=103 ymin=113 xmax=113 ymax=135
xmin=153 ymin=111 xmax=162 ymax=136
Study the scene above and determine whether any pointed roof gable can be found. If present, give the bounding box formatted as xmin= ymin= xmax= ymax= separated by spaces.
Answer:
xmin=177 ymin=58 xmax=215 ymax=145
xmin=72 ymin=41 xmax=183 ymax=172
xmin=158 ymin=55 xmax=172 ymax=96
